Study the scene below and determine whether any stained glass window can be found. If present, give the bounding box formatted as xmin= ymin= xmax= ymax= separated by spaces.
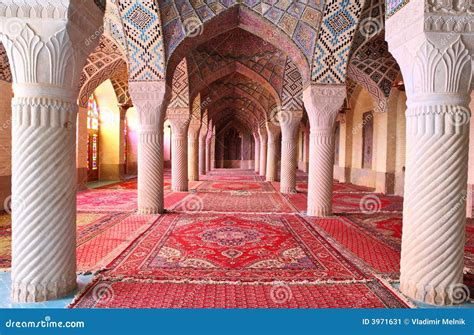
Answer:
xmin=87 ymin=95 xmax=99 ymax=130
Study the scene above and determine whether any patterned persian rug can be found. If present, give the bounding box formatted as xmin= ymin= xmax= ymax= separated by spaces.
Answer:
xmin=70 ymin=279 xmax=406 ymax=308
xmin=203 ymin=175 xmax=263 ymax=181
xmin=173 ymin=192 xmax=294 ymax=213
xmin=305 ymin=215 xmax=474 ymax=284
xmin=77 ymin=190 xmax=138 ymax=212
xmin=284 ymin=193 xmax=403 ymax=214
xmin=295 ymin=183 xmax=374 ymax=194
xmin=196 ymin=181 xmax=275 ymax=192
xmin=77 ymin=213 xmax=158 ymax=273
xmin=102 ymin=214 xmax=365 ymax=282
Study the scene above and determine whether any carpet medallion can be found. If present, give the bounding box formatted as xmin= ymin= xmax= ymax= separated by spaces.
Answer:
xmin=70 ymin=279 xmax=406 ymax=308
xmin=103 ymin=214 xmax=365 ymax=282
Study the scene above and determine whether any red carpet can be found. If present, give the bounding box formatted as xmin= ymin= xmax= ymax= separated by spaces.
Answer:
xmin=203 ymin=175 xmax=262 ymax=181
xmin=284 ymin=193 xmax=403 ymax=214
xmin=103 ymin=214 xmax=365 ymax=282
xmin=304 ymin=217 xmax=401 ymax=278
xmin=70 ymin=279 xmax=406 ymax=308
xmin=77 ymin=189 xmax=138 ymax=212
xmin=77 ymin=214 xmax=158 ymax=273
xmin=174 ymin=192 xmax=294 ymax=213
xmin=196 ymin=181 xmax=275 ymax=192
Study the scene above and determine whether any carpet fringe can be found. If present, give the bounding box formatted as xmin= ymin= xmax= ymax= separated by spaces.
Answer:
xmin=95 ymin=274 xmax=374 ymax=287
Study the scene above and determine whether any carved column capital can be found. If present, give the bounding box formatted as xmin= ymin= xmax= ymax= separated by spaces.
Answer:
xmin=303 ymin=84 xmax=346 ymax=131
xmin=0 ymin=0 xmax=103 ymax=101
xmin=129 ymin=81 xmax=169 ymax=131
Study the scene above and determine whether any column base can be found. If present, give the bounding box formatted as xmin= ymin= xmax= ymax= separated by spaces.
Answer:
xmin=307 ymin=206 xmax=332 ymax=217
xmin=12 ymin=276 xmax=77 ymax=303
xmin=172 ymin=186 xmax=188 ymax=192
xmin=280 ymin=186 xmax=296 ymax=194
xmin=188 ymin=175 xmax=198 ymax=182
xmin=266 ymin=176 xmax=277 ymax=182
xmin=138 ymin=207 xmax=164 ymax=215
xmin=375 ymin=172 xmax=395 ymax=194
xmin=400 ymin=280 xmax=467 ymax=306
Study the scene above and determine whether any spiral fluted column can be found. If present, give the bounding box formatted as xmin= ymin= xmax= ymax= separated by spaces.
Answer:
xmin=130 ymin=82 xmax=170 ymax=215
xmin=205 ymin=121 xmax=213 ymax=173
xmin=168 ymin=111 xmax=191 ymax=192
xmin=0 ymin=2 xmax=103 ymax=302
xmin=188 ymin=123 xmax=201 ymax=181
xmin=258 ymin=126 xmax=268 ymax=176
xmin=386 ymin=2 xmax=474 ymax=304
xmin=279 ymin=111 xmax=303 ymax=193
xmin=253 ymin=132 xmax=260 ymax=173
xmin=265 ymin=122 xmax=281 ymax=182
xmin=303 ymin=85 xmax=346 ymax=217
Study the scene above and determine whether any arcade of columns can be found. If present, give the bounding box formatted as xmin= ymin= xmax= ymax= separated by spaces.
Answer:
xmin=0 ymin=0 xmax=472 ymax=306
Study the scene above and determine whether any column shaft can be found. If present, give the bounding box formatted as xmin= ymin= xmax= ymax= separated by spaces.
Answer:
xmin=188 ymin=126 xmax=200 ymax=181
xmin=130 ymin=82 xmax=169 ymax=215
xmin=253 ymin=133 xmax=260 ymax=173
xmin=303 ymin=85 xmax=345 ymax=217
xmin=279 ymin=111 xmax=302 ymax=193
xmin=265 ymin=123 xmax=281 ymax=181
xmin=258 ymin=127 xmax=267 ymax=176
xmin=169 ymin=113 xmax=190 ymax=192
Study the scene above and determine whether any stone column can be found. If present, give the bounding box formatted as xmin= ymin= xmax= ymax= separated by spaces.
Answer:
xmin=129 ymin=82 xmax=169 ymax=214
xmin=211 ymin=125 xmax=216 ymax=169
xmin=253 ymin=132 xmax=260 ymax=173
xmin=198 ymin=121 xmax=208 ymax=176
xmin=279 ymin=111 xmax=303 ymax=193
xmin=205 ymin=120 xmax=213 ymax=173
xmin=168 ymin=109 xmax=191 ymax=192
xmin=386 ymin=1 xmax=474 ymax=305
xmin=258 ymin=126 xmax=268 ymax=176
xmin=265 ymin=121 xmax=281 ymax=181
xmin=303 ymin=85 xmax=345 ymax=217
xmin=0 ymin=1 xmax=103 ymax=302
xmin=188 ymin=118 xmax=201 ymax=181
xmin=303 ymin=127 xmax=310 ymax=173
xmin=119 ymin=104 xmax=131 ymax=179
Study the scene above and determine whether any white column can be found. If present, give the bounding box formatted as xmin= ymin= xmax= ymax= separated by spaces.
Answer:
xmin=188 ymin=122 xmax=201 ymax=181
xmin=205 ymin=120 xmax=213 ymax=173
xmin=0 ymin=1 xmax=103 ymax=302
xmin=265 ymin=122 xmax=281 ymax=181
xmin=303 ymin=85 xmax=346 ymax=217
xmin=168 ymin=110 xmax=191 ymax=192
xmin=386 ymin=1 xmax=474 ymax=305
xmin=279 ymin=111 xmax=303 ymax=193
xmin=258 ymin=126 xmax=267 ymax=176
xmin=129 ymin=82 xmax=169 ymax=214
xmin=253 ymin=132 xmax=260 ymax=173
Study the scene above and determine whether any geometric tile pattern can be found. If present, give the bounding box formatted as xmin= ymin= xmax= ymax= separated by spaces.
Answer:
xmin=189 ymin=29 xmax=287 ymax=97
xmin=311 ymin=0 xmax=363 ymax=83
xmin=349 ymin=31 xmax=400 ymax=98
xmin=159 ymin=1 xmax=324 ymax=67
xmin=385 ymin=0 xmax=409 ymax=18
xmin=0 ymin=43 xmax=11 ymax=83
xmin=169 ymin=58 xmax=190 ymax=108
xmin=349 ymin=0 xmax=385 ymax=59
xmin=78 ymin=35 xmax=128 ymax=107
xmin=281 ymin=57 xmax=303 ymax=111
xmin=116 ymin=0 xmax=165 ymax=81
xmin=104 ymin=0 xmax=129 ymax=55
xmin=110 ymin=72 xmax=132 ymax=105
